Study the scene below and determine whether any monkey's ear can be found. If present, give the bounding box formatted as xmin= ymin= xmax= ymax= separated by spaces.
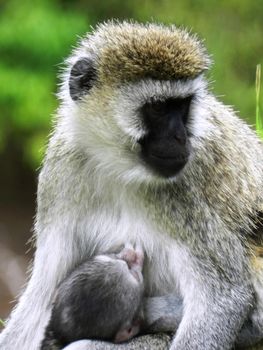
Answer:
xmin=69 ymin=58 xmax=97 ymax=101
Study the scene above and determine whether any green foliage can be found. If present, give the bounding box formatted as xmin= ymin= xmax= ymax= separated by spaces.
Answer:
xmin=0 ymin=0 xmax=262 ymax=168
xmin=0 ymin=318 xmax=5 ymax=327
xmin=0 ymin=0 xmax=87 ymax=166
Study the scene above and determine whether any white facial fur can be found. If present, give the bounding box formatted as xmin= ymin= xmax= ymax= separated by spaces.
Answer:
xmin=58 ymin=74 xmax=214 ymax=186
xmin=113 ymin=75 xmax=209 ymax=140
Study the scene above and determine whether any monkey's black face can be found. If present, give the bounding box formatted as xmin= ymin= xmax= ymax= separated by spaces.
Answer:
xmin=138 ymin=96 xmax=192 ymax=178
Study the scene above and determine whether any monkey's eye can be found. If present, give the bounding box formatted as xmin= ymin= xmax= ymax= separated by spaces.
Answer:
xmin=143 ymin=100 xmax=167 ymax=119
xmin=180 ymin=95 xmax=194 ymax=124
xmin=150 ymin=101 xmax=166 ymax=114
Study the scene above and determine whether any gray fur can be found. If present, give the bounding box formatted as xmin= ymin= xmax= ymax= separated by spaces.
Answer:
xmin=41 ymin=247 xmax=144 ymax=349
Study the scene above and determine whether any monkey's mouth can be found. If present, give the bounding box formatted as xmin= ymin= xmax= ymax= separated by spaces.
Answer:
xmin=142 ymin=152 xmax=189 ymax=178
xmin=150 ymin=153 xmax=188 ymax=161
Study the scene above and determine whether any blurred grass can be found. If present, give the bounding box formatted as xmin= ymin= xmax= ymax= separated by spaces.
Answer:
xmin=0 ymin=0 xmax=262 ymax=168
xmin=0 ymin=318 xmax=5 ymax=327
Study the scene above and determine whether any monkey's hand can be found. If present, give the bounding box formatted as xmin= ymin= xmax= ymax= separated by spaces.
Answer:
xmin=116 ymin=243 xmax=144 ymax=269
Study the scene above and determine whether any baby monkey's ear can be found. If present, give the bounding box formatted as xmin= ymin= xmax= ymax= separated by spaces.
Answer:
xmin=69 ymin=58 xmax=97 ymax=101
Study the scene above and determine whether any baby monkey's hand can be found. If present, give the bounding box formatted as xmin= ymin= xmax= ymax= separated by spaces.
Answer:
xmin=116 ymin=244 xmax=144 ymax=284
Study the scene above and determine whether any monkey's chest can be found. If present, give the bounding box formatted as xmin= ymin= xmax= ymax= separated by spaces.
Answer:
xmin=87 ymin=208 xmax=189 ymax=297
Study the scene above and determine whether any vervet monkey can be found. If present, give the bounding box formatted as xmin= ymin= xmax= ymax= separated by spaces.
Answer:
xmin=0 ymin=21 xmax=262 ymax=350
xmin=41 ymin=246 xmax=144 ymax=349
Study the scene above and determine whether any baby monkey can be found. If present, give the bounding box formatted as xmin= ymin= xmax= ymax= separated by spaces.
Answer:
xmin=41 ymin=245 xmax=144 ymax=349
xmin=41 ymin=245 xmax=262 ymax=349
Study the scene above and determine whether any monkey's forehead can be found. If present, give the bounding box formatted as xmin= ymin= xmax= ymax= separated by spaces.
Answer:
xmin=82 ymin=21 xmax=211 ymax=84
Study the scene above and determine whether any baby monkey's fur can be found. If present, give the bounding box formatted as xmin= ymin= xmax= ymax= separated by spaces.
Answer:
xmin=0 ymin=21 xmax=262 ymax=350
xmin=41 ymin=246 xmax=144 ymax=349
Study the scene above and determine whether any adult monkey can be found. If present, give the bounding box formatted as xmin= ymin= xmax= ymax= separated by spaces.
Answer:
xmin=0 ymin=21 xmax=263 ymax=350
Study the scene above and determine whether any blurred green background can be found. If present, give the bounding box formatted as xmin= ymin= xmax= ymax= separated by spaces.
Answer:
xmin=0 ymin=0 xmax=262 ymax=322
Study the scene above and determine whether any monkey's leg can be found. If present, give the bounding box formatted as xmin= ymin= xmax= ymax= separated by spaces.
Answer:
xmin=0 ymin=227 xmax=78 ymax=350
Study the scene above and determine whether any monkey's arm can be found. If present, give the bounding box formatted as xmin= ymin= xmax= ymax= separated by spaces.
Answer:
xmin=0 ymin=219 xmax=81 ymax=350
xmin=0 ymin=141 xmax=97 ymax=350
xmin=165 ymin=231 xmax=254 ymax=350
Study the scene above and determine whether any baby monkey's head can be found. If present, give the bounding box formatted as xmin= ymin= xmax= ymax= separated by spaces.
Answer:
xmin=48 ymin=246 xmax=144 ymax=346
